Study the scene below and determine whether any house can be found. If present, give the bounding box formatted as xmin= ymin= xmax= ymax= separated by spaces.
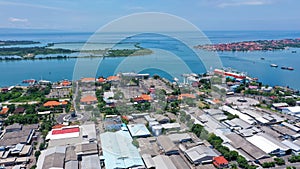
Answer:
xmin=133 ymin=94 xmax=152 ymax=103
xmin=103 ymin=116 xmax=122 ymax=131
xmin=6 ymin=123 xmax=22 ymax=132
xmin=157 ymin=135 xmax=179 ymax=155
xmin=81 ymin=78 xmax=96 ymax=83
xmin=80 ymin=95 xmax=97 ymax=105
xmin=127 ymin=124 xmax=151 ymax=138
xmin=97 ymin=77 xmax=106 ymax=83
xmin=178 ymin=93 xmax=196 ymax=100
xmin=106 ymin=76 xmax=120 ymax=82
xmin=36 ymin=146 xmax=66 ymax=169
xmin=272 ymin=103 xmax=289 ymax=110
xmin=0 ymin=106 xmax=9 ymax=116
xmin=213 ymin=156 xmax=228 ymax=168
xmin=152 ymin=155 xmax=177 ymax=169
xmin=43 ymin=100 xmax=68 ymax=108
xmin=154 ymin=114 xmax=170 ymax=124
xmin=13 ymin=107 xmax=25 ymax=115
xmin=184 ymin=145 xmax=218 ymax=165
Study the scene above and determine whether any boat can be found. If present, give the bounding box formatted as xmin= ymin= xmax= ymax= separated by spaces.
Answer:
xmin=281 ymin=66 xmax=287 ymax=70
xmin=270 ymin=64 xmax=278 ymax=67
xmin=287 ymin=67 xmax=294 ymax=70
xmin=22 ymin=79 xmax=36 ymax=84
xmin=260 ymin=57 xmax=265 ymax=60
xmin=214 ymin=69 xmax=246 ymax=79
xmin=292 ymin=50 xmax=297 ymax=53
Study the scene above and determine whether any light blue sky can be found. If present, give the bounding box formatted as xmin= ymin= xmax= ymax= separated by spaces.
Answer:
xmin=0 ymin=0 xmax=299 ymax=31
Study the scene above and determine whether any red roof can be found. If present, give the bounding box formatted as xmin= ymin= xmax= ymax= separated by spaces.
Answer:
xmin=97 ymin=77 xmax=106 ymax=83
xmin=0 ymin=107 xmax=9 ymax=115
xmin=81 ymin=77 xmax=96 ymax=82
xmin=61 ymin=80 xmax=71 ymax=86
xmin=80 ymin=95 xmax=97 ymax=103
xmin=213 ymin=156 xmax=228 ymax=168
xmin=43 ymin=101 xmax=68 ymax=107
xmin=107 ymin=76 xmax=119 ymax=81
xmin=52 ymin=127 xmax=79 ymax=135
xmin=52 ymin=124 xmax=66 ymax=129
xmin=178 ymin=93 xmax=196 ymax=100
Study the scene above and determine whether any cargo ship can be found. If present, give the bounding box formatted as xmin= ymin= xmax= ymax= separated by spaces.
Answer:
xmin=214 ymin=69 xmax=246 ymax=79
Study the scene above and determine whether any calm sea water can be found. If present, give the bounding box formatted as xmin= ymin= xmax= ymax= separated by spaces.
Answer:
xmin=0 ymin=30 xmax=299 ymax=89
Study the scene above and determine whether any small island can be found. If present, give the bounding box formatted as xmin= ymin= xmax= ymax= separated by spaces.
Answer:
xmin=0 ymin=40 xmax=40 ymax=46
xmin=0 ymin=40 xmax=153 ymax=60
xmin=194 ymin=38 xmax=300 ymax=51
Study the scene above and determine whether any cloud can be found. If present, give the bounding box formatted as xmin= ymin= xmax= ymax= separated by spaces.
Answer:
xmin=217 ymin=0 xmax=272 ymax=8
xmin=0 ymin=1 xmax=68 ymax=11
xmin=125 ymin=6 xmax=147 ymax=12
xmin=9 ymin=17 xmax=28 ymax=23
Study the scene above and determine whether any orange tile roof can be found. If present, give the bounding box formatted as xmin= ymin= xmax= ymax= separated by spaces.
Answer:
xmin=107 ymin=76 xmax=119 ymax=81
xmin=43 ymin=100 xmax=68 ymax=107
xmin=141 ymin=94 xmax=151 ymax=101
xmin=61 ymin=80 xmax=71 ymax=86
xmin=81 ymin=77 xmax=96 ymax=82
xmin=178 ymin=93 xmax=196 ymax=100
xmin=52 ymin=124 xmax=66 ymax=129
xmin=213 ymin=98 xmax=221 ymax=104
xmin=80 ymin=95 xmax=98 ymax=103
xmin=97 ymin=77 xmax=106 ymax=83
xmin=213 ymin=156 xmax=228 ymax=167
xmin=0 ymin=107 xmax=9 ymax=115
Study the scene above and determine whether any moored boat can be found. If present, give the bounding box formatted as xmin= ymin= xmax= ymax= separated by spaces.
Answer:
xmin=270 ymin=64 xmax=278 ymax=67
xmin=22 ymin=79 xmax=36 ymax=84
xmin=281 ymin=66 xmax=287 ymax=70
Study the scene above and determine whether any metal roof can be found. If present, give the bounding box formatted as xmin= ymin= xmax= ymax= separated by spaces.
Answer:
xmin=184 ymin=145 xmax=217 ymax=163
xmin=100 ymin=130 xmax=144 ymax=169
xmin=152 ymin=155 xmax=177 ymax=169
xmin=246 ymin=133 xmax=289 ymax=154
xmin=282 ymin=140 xmax=300 ymax=152
xmin=127 ymin=124 xmax=151 ymax=137
xmin=81 ymin=155 xmax=101 ymax=169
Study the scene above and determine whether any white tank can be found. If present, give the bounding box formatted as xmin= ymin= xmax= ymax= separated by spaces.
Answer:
xmin=152 ymin=125 xmax=162 ymax=136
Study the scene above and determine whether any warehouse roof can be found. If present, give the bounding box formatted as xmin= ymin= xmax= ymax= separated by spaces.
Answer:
xmin=100 ymin=130 xmax=144 ymax=169
xmin=246 ymin=133 xmax=289 ymax=154
xmin=152 ymin=155 xmax=176 ymax=169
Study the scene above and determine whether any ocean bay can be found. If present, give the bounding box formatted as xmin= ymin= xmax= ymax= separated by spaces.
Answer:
xmin=0 ymin=31 xmax=300 ymax=90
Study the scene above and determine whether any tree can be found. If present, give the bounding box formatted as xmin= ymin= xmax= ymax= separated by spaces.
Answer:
xmin=262 ymin=162 xmax=275 ymax=168
xmin=274 ymin=157 xmax=285 ymax=166
xmin=35 ymin=150 xmax=41 ymax=159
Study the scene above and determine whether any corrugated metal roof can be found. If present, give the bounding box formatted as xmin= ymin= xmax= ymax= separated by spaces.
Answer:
xmin=127 ymin=124 xmax=151 ymax=137
xmin=152 ymin=155 xmax=177 ymax=169
xmin=81 ymin=155 xmax=101 ymax=169
xmin=100 ymin=130 xmax=144 ymax=169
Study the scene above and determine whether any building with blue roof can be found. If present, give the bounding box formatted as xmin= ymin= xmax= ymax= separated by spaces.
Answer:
xmin=100 ymin=130 xmax=144 ymax=169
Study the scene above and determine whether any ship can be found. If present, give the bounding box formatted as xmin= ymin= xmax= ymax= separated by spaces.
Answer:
xmin=281 ymin=66 xmax=294 ymax=70
xmin=292 ymin=50 xmax=297 ymax=53
xmin=22 ymin=79 xmax=36 ymax=84
xmin=270 ymin=64 xmax=278 ymax=67
xmin=281 ymin=66 xmax=287 ymax=70
xmin=214 ymin=69 xmax=246 ymax=79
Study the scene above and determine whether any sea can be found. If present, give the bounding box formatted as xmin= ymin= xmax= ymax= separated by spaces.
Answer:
xmin=0 ymin=30 xmax=300 ymax=90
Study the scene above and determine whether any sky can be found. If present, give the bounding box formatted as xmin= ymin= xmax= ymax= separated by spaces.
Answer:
xmin=0 ymin=0 xmax=300 ymax=32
